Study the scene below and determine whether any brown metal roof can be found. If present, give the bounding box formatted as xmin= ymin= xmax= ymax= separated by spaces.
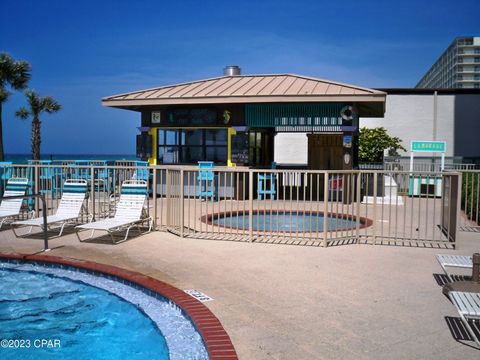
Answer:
xmin=102 ymin=74 xmax=386 ymax=108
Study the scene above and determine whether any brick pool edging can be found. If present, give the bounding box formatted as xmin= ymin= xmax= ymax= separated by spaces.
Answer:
xmin=0 ymin=252 xmax=237 ymax=360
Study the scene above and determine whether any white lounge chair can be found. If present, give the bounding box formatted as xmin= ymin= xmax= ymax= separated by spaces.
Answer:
xmin=436 ymin=254 xmax=472 ymax=282
xmin=449 ymin=291 xmax=480 ymax=347
xmin=12 ymin=179 xmax=89 ymax=237
xmin=75 ymin=180 xmax=152 ymax=243
xmin=0 ymin=178 xmax=31 ymax=229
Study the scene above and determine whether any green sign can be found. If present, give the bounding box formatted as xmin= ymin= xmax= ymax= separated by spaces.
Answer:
xmin=411 ymin=141 xmax=446 ymax=153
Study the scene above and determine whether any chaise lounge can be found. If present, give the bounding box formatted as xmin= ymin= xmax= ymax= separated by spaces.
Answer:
xmin=0 ymin=177 xmax=31 ymax=229
xmin=436 ymin=254 xmax=473 ymax=282
xmin=75 ymin=179 xmax=152 ymax=243
xmin=12 ymin=179 xmax=89 ymax=237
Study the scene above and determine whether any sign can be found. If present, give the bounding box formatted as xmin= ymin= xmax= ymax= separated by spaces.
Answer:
xmin=151 ymin=111 xmax=161 ymax=124
xmin=231 ymin=133 xmax=249 ymax=165
xmin=411 ymin=141 xmax=446 ymax=153
xmin=343 ymin=135 xmax=352 ymax=148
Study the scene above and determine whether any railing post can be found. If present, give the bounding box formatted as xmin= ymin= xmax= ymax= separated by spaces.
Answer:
xmin=248 ymin=170 xmax=253 ymax=242
xmin=166 ymin=169 xmax=170 ymax=228
xmin=372 ymin=172 xmax=378 ymax=245
xmin=90 ymin=166 xmax=95 ymax=221
xmin=323 ymin=172 xmax=328 ymax=248
xmin=180 ymin=169 xmax=184 ymax=238
xmin=41 ymin=193 xmax=49 ymax=251
xmin=153 ymin=167 xmax=157 ymax=230
xmin=454 ymin=172 xmax=462 ymax=249
xmin=356 ymin=172 xmax=361 ymax=243
xmin=34 ymin=165 xmax=40 ymax=217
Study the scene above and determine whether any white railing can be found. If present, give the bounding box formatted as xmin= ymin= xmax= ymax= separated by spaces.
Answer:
xmin=162 ymin=167 xmax=461 ymax=247
xmin=0 ymin=163 xmax=463 ymax=247
xmin=459 ymin=170 xmax=480 ymax=231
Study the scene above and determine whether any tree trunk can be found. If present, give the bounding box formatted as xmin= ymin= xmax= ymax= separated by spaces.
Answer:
xmin=0 ymin=102 xmax=4 ymax=161
xmin=31 ymin=117 xmax=41 ymax=161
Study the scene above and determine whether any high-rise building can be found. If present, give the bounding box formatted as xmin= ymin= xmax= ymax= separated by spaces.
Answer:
xmin=416 ymin=36 xmax=480 ymax=89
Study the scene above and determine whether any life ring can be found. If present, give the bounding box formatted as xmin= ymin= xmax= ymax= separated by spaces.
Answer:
xmin=340 ymin=105 xmax=357 ymax=121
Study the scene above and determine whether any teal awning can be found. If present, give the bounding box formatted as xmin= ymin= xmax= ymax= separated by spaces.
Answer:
xmin=245 ymin=103 xmax=345 ymax=132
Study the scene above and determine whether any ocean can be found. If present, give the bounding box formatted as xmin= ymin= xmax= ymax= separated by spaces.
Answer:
xmin=5 ymin=154 xmax=138 ymax=164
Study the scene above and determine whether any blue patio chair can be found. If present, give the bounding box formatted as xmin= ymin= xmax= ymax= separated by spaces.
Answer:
xmin=197 ymin=161 xmax=216 ymax=200
xmin=89 ymin=160 xmax=110 ymax=191
xmin=257 ymin=162 xmax=277 ymax=200
xmin=133 ymin=160 xmax=150 ymax=182
xmin=73 ymin=160 xmax=91 ymax=181
xmin=0 ymin=162 xmax=13 ymax=192
xmin=27 ymin=160 xmax=59 ymax=197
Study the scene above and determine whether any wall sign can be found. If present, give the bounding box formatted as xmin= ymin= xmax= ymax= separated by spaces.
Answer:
xmin=151 ymin=111 xmax=161 ymax=124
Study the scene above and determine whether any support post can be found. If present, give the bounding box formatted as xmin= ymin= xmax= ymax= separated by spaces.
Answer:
xmin=90 ymin=166 xmax=95 ymax=221
xmin=34 ymin=165 xmax=39 ymax=217
xmin=248 ymin=170 xmax=253 ymax=242
xmin=356 ymin=172 xmax=361 ymax=243
xmin=153 ymin=167 xmax=157 ymax=230
xmin=180 ymin=169 xmax=184 ymax=238
xmin=372 ymin=172 xmax=378 ymax=245
xmin=41 ymin=193 xmax=49 ymax=251
xmin=323 ymin=172 xmax=329 ymax=248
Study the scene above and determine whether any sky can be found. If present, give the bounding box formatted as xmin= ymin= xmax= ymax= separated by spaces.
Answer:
xmin=1 ymin=0 xmax=479 ymax=155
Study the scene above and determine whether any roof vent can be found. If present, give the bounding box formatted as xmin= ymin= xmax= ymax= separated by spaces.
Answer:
xmin=223 ymin=65 xmax=241 ymax=76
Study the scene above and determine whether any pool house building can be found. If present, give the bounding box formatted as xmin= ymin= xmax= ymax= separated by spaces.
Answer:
xmin=102 ymin=67 xmax=386 ymax=170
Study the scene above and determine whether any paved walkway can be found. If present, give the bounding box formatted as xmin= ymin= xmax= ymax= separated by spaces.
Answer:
xmin=0 ymin=228 xmax=479 ymax=359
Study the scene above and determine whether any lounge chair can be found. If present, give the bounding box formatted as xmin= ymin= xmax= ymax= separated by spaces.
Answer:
xmin=0 ymin=178 xmax=31 ymax=229
xmin=12 ymin=179 xmax=89 ymax=237
xmin=449 ymin=291 xmax=480 ymax=347
xmin=436 ymin=254 xmax=472 ymax=282
xmin=75 ymin=179 xmax=152 ymax=243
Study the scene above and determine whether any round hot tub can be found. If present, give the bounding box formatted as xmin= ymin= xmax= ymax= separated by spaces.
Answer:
xmin=205 ymin=210 xmax=371 ymax=232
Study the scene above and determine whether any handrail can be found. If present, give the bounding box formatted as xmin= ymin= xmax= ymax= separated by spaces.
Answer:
xmin=0 ymin=193 xmax=49 ymax=251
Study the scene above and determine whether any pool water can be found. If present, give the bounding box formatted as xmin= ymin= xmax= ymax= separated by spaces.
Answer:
xmin=0 ymin=262 xmax=208 ymax=360
xmin=212 ymin=212 xmax=360 ymax=232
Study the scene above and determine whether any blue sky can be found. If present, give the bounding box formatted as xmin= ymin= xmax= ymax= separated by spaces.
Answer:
xmin=1 ymin=0 xmax=479 ymax=155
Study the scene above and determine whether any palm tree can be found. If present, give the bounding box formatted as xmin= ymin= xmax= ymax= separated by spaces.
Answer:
xmin=16 ymin=90 xmax=61 ymax=160
xmin=0 ymin=53 xmax=31 ymax=161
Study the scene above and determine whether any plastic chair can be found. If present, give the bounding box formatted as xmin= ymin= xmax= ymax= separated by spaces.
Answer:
xmin=28 ymin=160 xmax=58 ymax=197
xmin=257 ymin=162 xmax=277 ymax=200
xmin=133 ymin=161 xmax=150 ymax=182
xmin=197 ymin=161 xmax=215 ymax=200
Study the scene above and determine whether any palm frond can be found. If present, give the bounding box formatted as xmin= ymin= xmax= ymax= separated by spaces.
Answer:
xmin=43 ymin=96 xmax=61 ymax=113
xmin=15 ymin=107 xmax=30 ymax=119
xmin=0 ymin=53 xmax=31 ymax=91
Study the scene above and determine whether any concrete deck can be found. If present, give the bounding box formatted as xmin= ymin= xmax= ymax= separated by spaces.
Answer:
xmin=1 ymin=228 xmax=479 ymax=359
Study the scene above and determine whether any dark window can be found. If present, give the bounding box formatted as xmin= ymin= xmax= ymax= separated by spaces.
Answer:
xmin=157 ymin=129 xmax=227 ymax=164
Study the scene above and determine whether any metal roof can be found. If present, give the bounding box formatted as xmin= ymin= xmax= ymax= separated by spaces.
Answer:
xmin=102 ymin=74 xmax=386 ymax=108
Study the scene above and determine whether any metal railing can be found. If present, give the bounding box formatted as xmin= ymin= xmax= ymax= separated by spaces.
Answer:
xmin=163 ymin=167 xmax=461 ymax=247
xmin=0 ymin=163 xmax=465 ymax=248
xmin=459 ymin=170 xmax=480 ymax=231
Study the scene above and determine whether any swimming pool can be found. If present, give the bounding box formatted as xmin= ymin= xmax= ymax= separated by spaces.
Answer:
xmin=0 ymin=260 xmax=209 ymax=360
xmin=208 ymin=211 xmax=368 ymax=232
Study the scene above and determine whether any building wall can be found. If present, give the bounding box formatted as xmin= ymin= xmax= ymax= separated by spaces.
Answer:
xmin=360 ymin=94 xmax=455 ymax=156
xmin=274 ymin=133 xmax=308 ymax=165
xmin=454 ymin=94 xmax=480 ymax=157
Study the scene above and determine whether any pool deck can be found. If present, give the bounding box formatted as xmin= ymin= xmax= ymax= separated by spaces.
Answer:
xmin=1 ymin=228 xmax=479 ymax=359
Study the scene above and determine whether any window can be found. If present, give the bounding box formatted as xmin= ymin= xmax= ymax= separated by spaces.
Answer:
xmin=475 ymin=57 xmax=480 ymax=63
xmin=157 ymin=129 xmax=228 ymax=164
xmin=475 ymin=48 xmax=480 ymax=54
xmin=474 ymin=83 xmax=480 ymax=89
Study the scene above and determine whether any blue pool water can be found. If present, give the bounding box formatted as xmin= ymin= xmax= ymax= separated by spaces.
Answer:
xmin=212 ymin=212 xmax=360 ymax=232
xmin=0 ymin=262 xmax=208 ymax=360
